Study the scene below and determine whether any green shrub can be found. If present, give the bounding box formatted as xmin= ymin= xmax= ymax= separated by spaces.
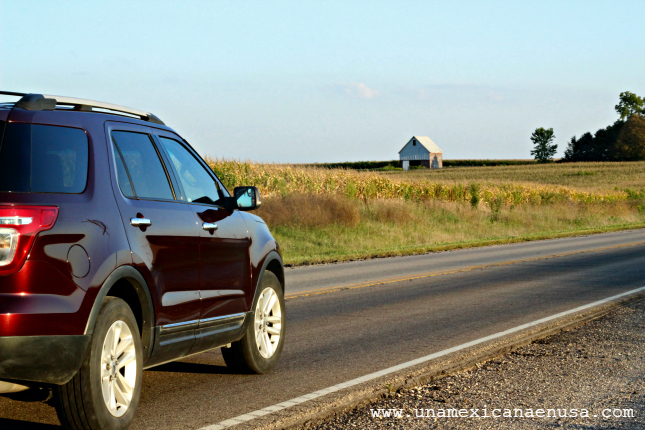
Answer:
xmin=469 ymin=184 xmax=481 ymax=208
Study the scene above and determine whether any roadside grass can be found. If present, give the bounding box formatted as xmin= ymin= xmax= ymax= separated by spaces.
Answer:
xmin=256 ymin=195 xmax=645 ymax=265
xmin=206 ymin=158 xmax=645 ymax=266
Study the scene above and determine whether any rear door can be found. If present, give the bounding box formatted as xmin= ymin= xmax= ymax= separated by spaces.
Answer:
xmin=107 ymin=123 xmax=201 ymax=359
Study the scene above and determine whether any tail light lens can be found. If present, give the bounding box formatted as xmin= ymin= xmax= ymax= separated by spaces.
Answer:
xmin=0 ymin=206 xmax=58 ymax=275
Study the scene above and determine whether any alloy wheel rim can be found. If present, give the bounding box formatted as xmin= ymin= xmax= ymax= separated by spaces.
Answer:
xmin=254 ymin=287 xmax=282 ymax=358
xmin=100 ymin=320 xmax=137 ymax=417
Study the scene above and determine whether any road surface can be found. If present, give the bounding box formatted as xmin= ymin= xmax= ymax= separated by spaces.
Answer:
xmin=1 ymin=229 xmax=644 ymax=429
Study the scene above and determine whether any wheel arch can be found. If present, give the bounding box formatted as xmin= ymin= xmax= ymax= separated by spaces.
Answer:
xmin=256 ymin=251 xmax=284 ymax=295
xmin=84 ymin=265 xmax=155 ymax=361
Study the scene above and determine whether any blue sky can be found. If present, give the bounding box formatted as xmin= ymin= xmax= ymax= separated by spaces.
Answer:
xmin=1 ymin=1 xmax=644 ymax=162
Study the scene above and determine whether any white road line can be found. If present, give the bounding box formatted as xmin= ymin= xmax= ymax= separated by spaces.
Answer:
xmin=199 ymin=286 xmax=645 ymax=430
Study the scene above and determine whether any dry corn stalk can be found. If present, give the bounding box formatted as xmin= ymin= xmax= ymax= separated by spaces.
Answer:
xmin=206 ymin=157 xmax=627 ymax=205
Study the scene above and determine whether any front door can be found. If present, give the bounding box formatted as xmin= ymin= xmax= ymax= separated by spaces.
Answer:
xmin=155 ymin=135 xmax=251 ymax=353
xmin=155 ymin=135 xmax=252 ymax=319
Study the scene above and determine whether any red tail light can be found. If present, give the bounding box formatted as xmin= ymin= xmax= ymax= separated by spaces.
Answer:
xmin=0 ymin=206 xmax=58 ymax=275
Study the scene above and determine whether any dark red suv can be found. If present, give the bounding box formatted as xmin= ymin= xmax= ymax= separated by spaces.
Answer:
xmin=0 ymin=92 xmax=286 ymax=429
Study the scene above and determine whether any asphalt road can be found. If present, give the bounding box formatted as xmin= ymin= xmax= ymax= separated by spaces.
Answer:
xmin=2 ymin=230 xmax=645 ymax=429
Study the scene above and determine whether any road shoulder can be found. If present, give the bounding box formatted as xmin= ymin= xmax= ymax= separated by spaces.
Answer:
xmin=313 ymin=299 xmax=645 ymax=429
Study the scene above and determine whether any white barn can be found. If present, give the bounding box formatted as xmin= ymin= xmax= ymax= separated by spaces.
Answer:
xmin=399 ymin=136 xmax=443 ymax=170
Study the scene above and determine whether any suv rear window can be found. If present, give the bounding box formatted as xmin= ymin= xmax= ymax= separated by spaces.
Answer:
xmin=0 ymin=121 xmax=89 ymax=193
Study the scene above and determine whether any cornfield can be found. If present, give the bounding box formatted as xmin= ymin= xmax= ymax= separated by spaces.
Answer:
xmin=206 ymin=158 xmax=627 ymax=206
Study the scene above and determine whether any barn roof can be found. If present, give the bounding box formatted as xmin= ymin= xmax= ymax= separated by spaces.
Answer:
xmin=399 ymin=136 xmax=442 ymax=154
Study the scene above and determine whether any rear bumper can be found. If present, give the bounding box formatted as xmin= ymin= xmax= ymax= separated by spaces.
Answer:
xmin=0 ymin=335 xmax=90 ymax=385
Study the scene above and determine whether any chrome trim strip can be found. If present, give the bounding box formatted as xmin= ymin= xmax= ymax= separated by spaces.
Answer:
xmin=159 ymin=312 xmax=249 ymax=334
xmin=159 ymin=319 xmax=199 ymax=335
xmin=199 ymin=312 xmax=246 ymax=328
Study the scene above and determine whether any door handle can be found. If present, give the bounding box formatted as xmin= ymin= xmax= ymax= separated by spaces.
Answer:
xmin=130 ymin=218 xmax=152 ymax=227
xmin=202 ymin=222 xmax=218 ymax=231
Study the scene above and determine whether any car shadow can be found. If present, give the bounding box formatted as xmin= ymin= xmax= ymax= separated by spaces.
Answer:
xmin=145 ymin=361 xmax=238 ymax=375
xmin=0 ymin=419 xmax=61 ymax=429
xmin=0 ymin=387 xmax=51 ymax=403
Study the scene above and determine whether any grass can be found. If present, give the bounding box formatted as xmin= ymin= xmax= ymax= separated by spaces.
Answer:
xmin=205 ymin=158 xmax=645 ymax=266
xmin=256 ymin=195 xmax=645 ymax=265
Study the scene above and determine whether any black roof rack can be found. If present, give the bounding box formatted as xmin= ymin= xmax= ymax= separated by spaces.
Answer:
xmin=0 ymin=91 xmax=165 ymax=125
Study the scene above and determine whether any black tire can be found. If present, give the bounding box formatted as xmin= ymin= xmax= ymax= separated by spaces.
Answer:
xmin=54 ymin=297 xmax=143 ymax=430
xmin=222 ymin=271 xmax=285 ymax=374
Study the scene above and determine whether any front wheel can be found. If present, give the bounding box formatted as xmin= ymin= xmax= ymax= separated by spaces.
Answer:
xmin=55 ymin=297 xmax=143 ymax=429
xmin=222 ymin=271 xmax=285 ymax=374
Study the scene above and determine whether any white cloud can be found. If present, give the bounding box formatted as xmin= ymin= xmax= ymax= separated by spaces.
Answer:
xmin=486 ymin=89 xmax=505 ymax=102
xmin=331 ymin=82 xmax=380 ymax=99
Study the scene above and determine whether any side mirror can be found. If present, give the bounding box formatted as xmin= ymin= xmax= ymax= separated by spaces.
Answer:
xmin=230 ymin=186 xmax=261 ymax=211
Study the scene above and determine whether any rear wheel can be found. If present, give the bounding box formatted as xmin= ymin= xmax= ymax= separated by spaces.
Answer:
xmin=222 ymin=271 xmax=285 ymax=373
xmin=55 ymin=297 xmax=143 ymax=429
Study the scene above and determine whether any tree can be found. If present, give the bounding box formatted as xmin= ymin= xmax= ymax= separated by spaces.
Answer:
xmin=614 ymin=114 xmax=645 ymax=161
xmin=615 ymin=91 xmax=644 ymax=120
xmin=562 ymin=91 xmax=645 ymax=162
xmin=563 ymin=135 xmax=578 ymax=161
xmin=530 ymin=127 xmax=557 ymax=162
xmin=562 ymin=121 xmax=625 ymax=162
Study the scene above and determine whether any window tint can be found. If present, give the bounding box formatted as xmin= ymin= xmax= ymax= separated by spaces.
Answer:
xmin=31 ymin=125 xmax=89 ymax=193
xmin=0 ymin=123 xmax=88 ymax=193
xmin=112 ymin=144 xmax=134 ymax=198
xmin=0 ymin=123 xmax=30 ymax=192
xmin=158 ymin=137 xmax=221 ymax=204
xmin=111 ymin=131 xmax=173 ymax=200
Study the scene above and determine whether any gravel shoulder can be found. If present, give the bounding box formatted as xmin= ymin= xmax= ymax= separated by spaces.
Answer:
xmin=313 ymin=299 xmax=645 ymax=430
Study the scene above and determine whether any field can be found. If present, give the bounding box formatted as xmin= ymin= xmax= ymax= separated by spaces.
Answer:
xmin=382 ymin=161 xmax=645 ymax=193
xmin=207 ymin=158 xmax=645 ymax=265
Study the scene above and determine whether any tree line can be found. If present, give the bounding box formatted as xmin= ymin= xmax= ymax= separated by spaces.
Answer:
xmin=531 ymin=91 xmax=645 ymax=162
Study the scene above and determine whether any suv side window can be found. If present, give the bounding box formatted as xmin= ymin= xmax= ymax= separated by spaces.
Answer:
xmin=111 ymin=131 xmax=174 ymax=200
xmin=158 ymin=137 xmax=223 ymax=204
